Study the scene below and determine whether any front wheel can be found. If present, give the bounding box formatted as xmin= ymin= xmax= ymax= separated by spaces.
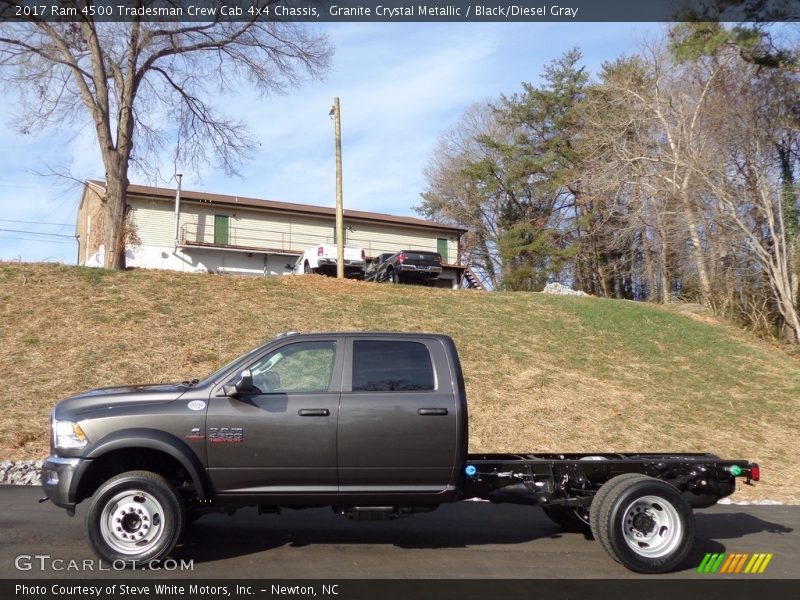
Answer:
xmin=85 ymin=470 xmax=184 ymax=567
xmin=590 ymin=474 xmax=694 ymax=573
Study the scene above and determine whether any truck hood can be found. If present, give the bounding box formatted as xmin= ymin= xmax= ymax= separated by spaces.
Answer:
xmin=54 ymin=383 xmax=189 ymax=418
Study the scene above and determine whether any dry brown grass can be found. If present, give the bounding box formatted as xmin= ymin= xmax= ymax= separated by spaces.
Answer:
xmin=1 ymin=262 xmax=798 ymax=503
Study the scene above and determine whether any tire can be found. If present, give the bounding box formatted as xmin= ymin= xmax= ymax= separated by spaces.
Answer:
xmin=590 ymin=474 xmax=695 ymax=573
xmin=303 ymin=262 xmax=311 ymax=274
xmin=543 ymin=505 xmax=591 ymax=533
xmin=387 ymin=269 xmax=399 ymax=284
xmin=589 ymin=473 xmax=645 ymax=561
xmin=85 ymin=470 xmax=184 ymax=567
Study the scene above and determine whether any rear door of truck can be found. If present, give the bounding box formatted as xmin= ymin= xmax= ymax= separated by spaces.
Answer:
xmin=337 ymin=335 xmax=458 ymax=493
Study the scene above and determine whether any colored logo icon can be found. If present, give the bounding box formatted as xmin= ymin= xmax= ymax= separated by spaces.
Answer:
xmin=697 ymin=552 xmax=773 ymax=574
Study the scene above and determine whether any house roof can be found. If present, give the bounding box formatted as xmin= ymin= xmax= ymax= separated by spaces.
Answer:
xmin=86 ymin=180 xmax=467 ymax=235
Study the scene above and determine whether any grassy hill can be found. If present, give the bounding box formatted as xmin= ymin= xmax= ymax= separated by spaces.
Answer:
xmin=1 ymin=262 xmax=798 ymax=502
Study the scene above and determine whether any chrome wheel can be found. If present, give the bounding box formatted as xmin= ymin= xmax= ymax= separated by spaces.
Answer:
xmin=620 ymin=495 xmax=682 ymax=558
xmin=99 ymin=489 xmax=166 ymax=556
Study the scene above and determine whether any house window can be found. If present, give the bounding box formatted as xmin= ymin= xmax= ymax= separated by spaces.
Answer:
xmin=437 ymin=238 xmax=449 ymax=264
xmin=214 ymin=215 xmax=229 ymax=245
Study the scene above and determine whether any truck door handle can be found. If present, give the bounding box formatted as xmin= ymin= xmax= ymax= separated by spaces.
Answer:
xmin=298 ymin=409 xmax=330 ymax=417
xmin=418 ymin=408 xmax=448 ymax=416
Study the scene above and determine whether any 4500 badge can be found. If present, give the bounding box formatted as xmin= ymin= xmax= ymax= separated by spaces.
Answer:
xmin=208 ymin=427 xmax=243 ymax=444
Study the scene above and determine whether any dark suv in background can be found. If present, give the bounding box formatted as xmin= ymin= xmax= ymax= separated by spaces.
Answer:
xmin=364 ymin=250 xmax=442 ymax=284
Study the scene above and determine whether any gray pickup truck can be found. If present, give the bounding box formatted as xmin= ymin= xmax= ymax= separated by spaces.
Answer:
xmin=42 ymin=332 xmax=759 ymax=573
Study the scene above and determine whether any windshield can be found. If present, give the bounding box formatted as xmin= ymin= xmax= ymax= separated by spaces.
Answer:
xmin=194 ymin=342 xmax=271 ymax=387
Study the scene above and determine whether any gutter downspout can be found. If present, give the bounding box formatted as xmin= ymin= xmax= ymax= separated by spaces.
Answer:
xmin=174 ymin=173 xmax=183 ymax=251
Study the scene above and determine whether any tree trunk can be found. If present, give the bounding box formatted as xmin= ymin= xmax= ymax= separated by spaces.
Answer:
xmin=659 ymin=233 xmax=671 ymax=303
xmin=102 ymin=157 xmax=129 ymax=270
xmin=680 ymin=194 xmax=712 ymax=303
xmin=641 ymin=225 xmax=657 ymax=301
xmin=478 ymin=237 xmax=499 ymax=290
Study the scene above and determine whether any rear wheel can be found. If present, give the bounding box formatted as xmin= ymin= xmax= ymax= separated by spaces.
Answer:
xmin=303 ymin=261 xmax=312 ymax=274
xmin=590 ymin=474 xmax=694 ymax=573
xmin=86 ymin=470 xmax=184 ymax=567
xmin=387 ymin=269 xmax=399 ymax=284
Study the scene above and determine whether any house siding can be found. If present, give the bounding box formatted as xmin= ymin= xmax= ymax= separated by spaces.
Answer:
xmin=102 ymin=188 xmax=465 ymax=281
xmin=128 ymin=196 xmax=459 ymax=263
xmin=76 ymin=185 xmax=105 ymax=266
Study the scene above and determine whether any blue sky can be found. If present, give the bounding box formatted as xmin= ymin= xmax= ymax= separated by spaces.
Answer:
xmin=0 ymin=22 xmax=662 ymax=263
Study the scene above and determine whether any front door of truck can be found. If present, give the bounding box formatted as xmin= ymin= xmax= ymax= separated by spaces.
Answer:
xmin=337 ymin=337 xmax=459 ymax=493
xmin=207 ymin=339 xmax=341 ymax=494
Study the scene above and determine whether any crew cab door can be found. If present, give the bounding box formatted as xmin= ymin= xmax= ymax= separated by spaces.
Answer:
xmin=207 ymin=339 xmax=342 ymax=494
xmin=337 ymin=337 xmax=458 ymax=493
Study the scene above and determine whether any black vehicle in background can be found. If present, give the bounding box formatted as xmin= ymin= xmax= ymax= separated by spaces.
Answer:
xmin=364 ymin=250 xmax=442 ymax=284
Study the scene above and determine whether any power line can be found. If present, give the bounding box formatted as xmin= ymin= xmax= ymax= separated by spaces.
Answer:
xmin=0 ymin=228 xmax=75 ymax=238
xmin=0 ymin=219 xmax=73 ymax=227
xmin=0 ymin=234 xmax=76 ymax=245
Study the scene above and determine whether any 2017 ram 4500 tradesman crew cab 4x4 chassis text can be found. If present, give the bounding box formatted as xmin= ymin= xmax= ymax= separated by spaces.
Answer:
xmin=42 ymin=332 xmax=759 ymax=573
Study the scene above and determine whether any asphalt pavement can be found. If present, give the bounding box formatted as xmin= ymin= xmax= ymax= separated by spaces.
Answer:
xmin=1 ymin=485 xmax=797 ymax=580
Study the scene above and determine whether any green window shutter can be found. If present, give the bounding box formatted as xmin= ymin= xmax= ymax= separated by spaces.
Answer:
xmin=437 ymin=238 xmax=449 ymax=264
xmin=214 ymin=215 xmax=229 ymax=245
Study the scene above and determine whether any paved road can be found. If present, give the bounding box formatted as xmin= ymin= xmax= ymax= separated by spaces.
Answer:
xmin=1 ymin=486 xmax=797 ymax=579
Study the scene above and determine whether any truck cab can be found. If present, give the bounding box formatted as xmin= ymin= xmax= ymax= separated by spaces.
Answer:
xmin=204 ymin=333 xmax=467 ymax=502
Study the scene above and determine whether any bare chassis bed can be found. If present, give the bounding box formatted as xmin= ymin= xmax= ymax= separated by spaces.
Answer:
xmin=462 ymin=452 xmax=759 ymax=508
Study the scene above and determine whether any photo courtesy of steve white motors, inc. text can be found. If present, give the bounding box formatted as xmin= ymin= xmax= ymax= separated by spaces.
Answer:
xmin=15 ymin=583 xmax=338 ymax=597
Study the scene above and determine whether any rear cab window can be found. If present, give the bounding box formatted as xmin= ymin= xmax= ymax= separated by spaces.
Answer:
xmin=351 ymin=340 xmax=436 ymax=392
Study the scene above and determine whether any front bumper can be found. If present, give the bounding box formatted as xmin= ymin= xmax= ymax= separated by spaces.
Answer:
xmin=41 ymin=455 xmax=90 ymax=514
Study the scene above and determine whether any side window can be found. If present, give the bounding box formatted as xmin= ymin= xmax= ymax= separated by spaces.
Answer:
xmin=352 ymin=340 xmax=435 ymax=392
xmin=242 ymin=341 xmax=336 ymax=394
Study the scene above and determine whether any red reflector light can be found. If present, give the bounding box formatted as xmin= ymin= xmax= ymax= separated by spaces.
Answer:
xmin=749 ymin=465 xmax=760 ymax=481
xmin=317 ymin=246 xmax=324 ymax=256
xmin=398 ymin=252 xmax=405 ymax=264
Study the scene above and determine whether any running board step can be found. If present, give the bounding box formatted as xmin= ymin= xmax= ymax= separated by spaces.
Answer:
xmin=343 ymin=506 xmax=398 ymax=521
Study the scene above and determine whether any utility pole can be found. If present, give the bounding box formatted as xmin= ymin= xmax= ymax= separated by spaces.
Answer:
xmin=331 ymin=97 xmax=344 ymax=279
xmin=173 ymin=173 xmax=183 ymax=250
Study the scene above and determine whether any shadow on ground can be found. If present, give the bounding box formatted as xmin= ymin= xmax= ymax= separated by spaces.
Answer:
xmin=175 ymin=503 xmax=794 ymax=567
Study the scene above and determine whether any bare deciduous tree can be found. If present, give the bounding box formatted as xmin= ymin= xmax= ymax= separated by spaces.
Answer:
xmin=418 ymin=103 xmax=507 ymax=289
xmin=0 ymin=4 xmax=333 ymax=268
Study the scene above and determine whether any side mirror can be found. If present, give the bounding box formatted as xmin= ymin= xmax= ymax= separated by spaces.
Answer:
xmin=225 ymin=369 xmax=256 ymax=396
xmin=236 ymin=369 xmax=255 ymax=393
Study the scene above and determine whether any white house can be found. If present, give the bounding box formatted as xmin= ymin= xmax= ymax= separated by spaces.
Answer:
xmin=76 ymin=180 xmax=480 ymax=289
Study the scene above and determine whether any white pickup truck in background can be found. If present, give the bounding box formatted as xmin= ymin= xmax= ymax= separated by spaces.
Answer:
xmin=291 ymin=244 xmax=366 ymax=278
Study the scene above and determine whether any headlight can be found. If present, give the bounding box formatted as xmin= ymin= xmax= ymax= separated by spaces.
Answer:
xmin=53 ymin=420 xmax=88 ymax=450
